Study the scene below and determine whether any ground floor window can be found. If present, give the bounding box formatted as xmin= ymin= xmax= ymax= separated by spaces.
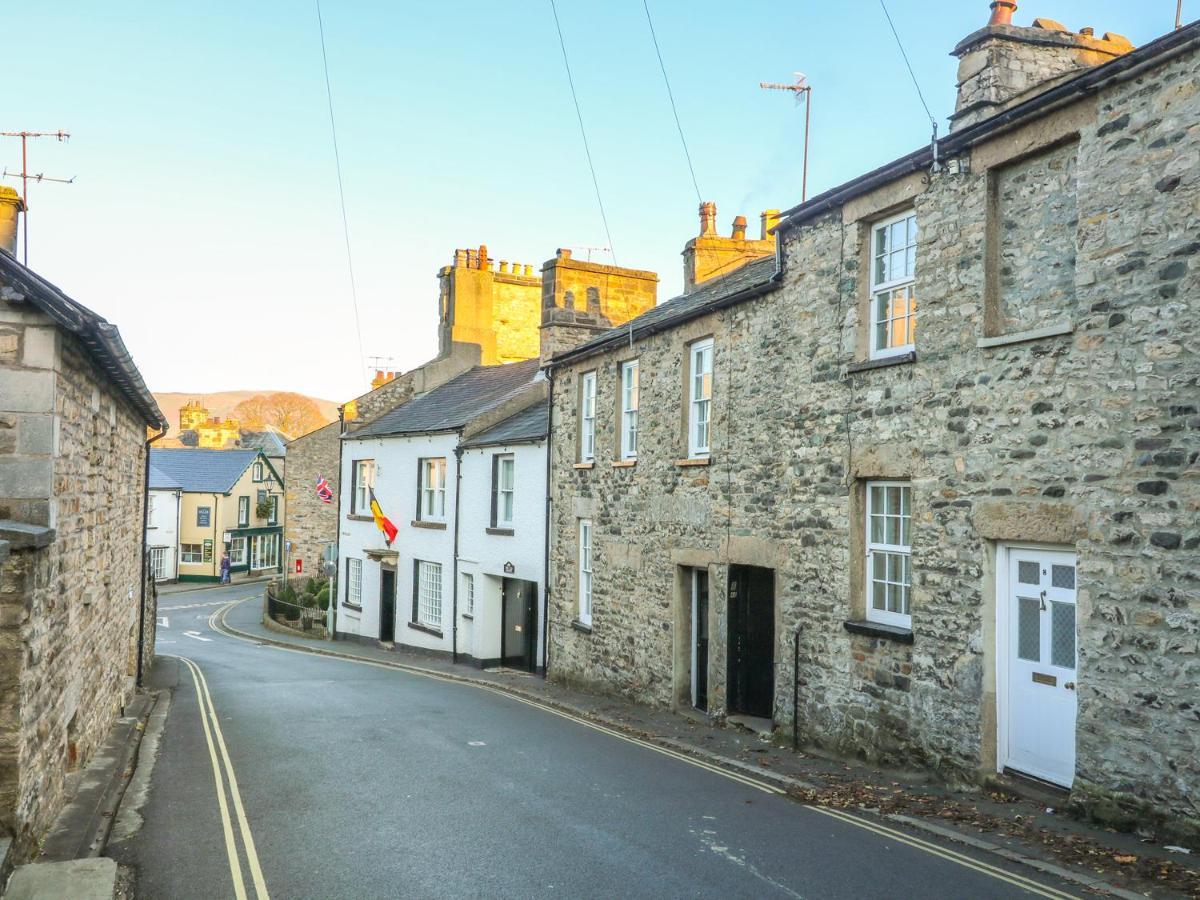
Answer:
xmin=416 ymin=560 xmax=443 ymax=629
xmin=866 ymin=481 xmax=912 ymax=628
xmin=463 ymin=572 xmax=475 ymax=616
xmin=251 ymin=533 xmax=280 ymax=570
xmin=578 ymin=520 xmax=593 ymax=625
xmin=229 ymin=536 xmax=247 ymax=566
xmin=150 ymin=546 xmax=169 ymax=580
xmin=181 ymin=543 xmax=203 ymax=564
xmin=347 ymin=557 xmax=362 ymax=606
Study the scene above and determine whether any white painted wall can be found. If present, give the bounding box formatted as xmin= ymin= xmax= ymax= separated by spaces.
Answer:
xmin=458 ymin=440 xmax=546 ymax=667
xmin=146 ymin=488 xmax=180 ymax=581
xmin=337 ymin=432 xmax=459 ymax=654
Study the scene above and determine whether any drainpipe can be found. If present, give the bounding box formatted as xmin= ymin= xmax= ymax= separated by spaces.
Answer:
xmin=138 ymin=425 xmax=167 ymax=687
xmin=451 ymin=442 xmax=464 ymax=664
xmin=541 ymin=367 xmax=554 ymax=676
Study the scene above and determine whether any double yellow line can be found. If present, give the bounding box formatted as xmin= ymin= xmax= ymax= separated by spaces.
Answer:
xmin=172 ymin=655 xmax=270 ymax=900
xmin=209 ymin=599 xmax=1079 ymax=899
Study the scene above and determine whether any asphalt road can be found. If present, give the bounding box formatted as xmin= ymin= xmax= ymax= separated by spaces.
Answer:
xmin=108 ymin=584 xmax=1081 ymax=899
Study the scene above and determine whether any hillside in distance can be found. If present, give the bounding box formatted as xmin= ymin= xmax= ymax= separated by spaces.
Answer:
xmin=152 ymin=390 xmax=339 ymax=438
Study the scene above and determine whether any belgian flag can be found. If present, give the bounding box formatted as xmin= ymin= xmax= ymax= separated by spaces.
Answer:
xmin=369 ymin=488 xmax=398 ymax=546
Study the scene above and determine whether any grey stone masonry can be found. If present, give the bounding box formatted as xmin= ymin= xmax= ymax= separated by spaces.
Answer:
xmin=547 ymin=35 xmax=1200 ymax=840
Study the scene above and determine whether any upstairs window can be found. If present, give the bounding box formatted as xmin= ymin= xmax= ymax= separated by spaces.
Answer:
xmin=267 ymin=495 xmax=279 ymax=525
xmin=420 ymin=457 xmax=447 ymax=520
xmin=580 ymin=371 xmax=597 ymax=462
xmin=578 ymin=519 xmax=593 ymax=625
xmin=688 ymin=339 xmax=713 ymax=458
xmin=352 ymin=460 xmax=375 ymax=514
xmin=253 ymin=461 xmax=265 ymax=482
xmin=866 ymin=482 xmax=913 ymax=629
xmin=620 ymin=360 xmax=639 ymax=460
xmin=870 ymin=211 xmax=918 ymax=359
xmin=238 ymin=496 xmax=250 ymax=527
xmin=492 ymin=454 xmax=515 ymax=528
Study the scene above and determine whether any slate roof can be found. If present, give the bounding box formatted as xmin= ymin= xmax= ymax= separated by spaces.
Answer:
xmin=353 ymin=359 xmax=542 ymax=439
xmin=0 ymin=249 xmax=166 ymax=429
xmin=547 ymin=255 xmax=779 ymax=367
xmin=149 ymin=448 xmax=262 ymax=493
xmin=239 ymin=428 xmax=288 ymax=457
xmin=148 ymin=464 xmax=183 ymax=490
xmin=460 ymin=399 xmax=548 ymax=448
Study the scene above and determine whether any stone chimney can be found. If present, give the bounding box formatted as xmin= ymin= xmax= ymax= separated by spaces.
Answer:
xmin=0 ymin=187 xmax=24 ymax=258
xmin=950 ymin=2 xmax=1133 ymax=132
xmin=682 ymin=202 xmax=778 ymax=294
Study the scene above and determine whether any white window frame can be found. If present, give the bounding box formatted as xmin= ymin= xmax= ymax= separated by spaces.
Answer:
xmin=620 ymin=359 xmax=639 ymax=460
xmin=420 ymin=457 xmax=447 ymax=521
xmin=251 ymin=533 xmax=279 ymax=571
xmin=463 ymin=572 xmax=475 ymax=616
xmin=869 ymin=210 xmax=918 ymax=360
xmin=580 ymin=371 xmax=597 ymax=462
xmin=687 ymin=339 xmax=713 ymax=458
xmin=865 ymin=481 xmax=913 ymax=629
xmin=229 ymin=536 xmax=247 ymax=566
xmin=253 ymin=461 xmax=265 ymax=482
xmin=417 ymin=560 xmax=443 ymax=629
xmin=237 ymin=496 xmax=250 ymax=528
xmin=578 ymin=519 xmax=593 ymax=625
xmin=352 ymin=459 xmax=375 ymax=515
xmin=150 ymin=546 xmax=168 ymax=580
xmin=347 ymin=557 xmax=363 ymax=607
xmin=496 ymin=454 xmax=515 ymax=527
xmin=180 ymin=543 xmax=203 ymax=564
xmin=267 ymin=494 xmax=279 ymax=525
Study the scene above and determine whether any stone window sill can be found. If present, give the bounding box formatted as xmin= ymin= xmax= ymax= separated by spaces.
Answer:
xmin=410 ymin=519 xmax=447 ymax=530
xmin=407 ymin=621 xmax=443 ymax=638
xmin=675 ymin=457 xmax=711 ymax=467
xmin=570 ymin=618 xmax=593 ymax=634
xmin=346 ymin=514 xmax=374 ymax=522
xmin=460 ymin=613 xmax=474 ymax=621
xmin=846 ymin=350 xmax=916 ymax=374
xmin=486 ymin=527 xmax=515 ymax=536
xmin=612 ymin=460 xmax=637 ymax=468
xmin=843 ymin=619 xmax=914 ymax=644
xmin=977 ymin=320 xmax=1073 ymax=349
xmin=341 ymin=602 xmax=362 ymax=613
xmin=573 ymin=461 xmax=595 ymax=470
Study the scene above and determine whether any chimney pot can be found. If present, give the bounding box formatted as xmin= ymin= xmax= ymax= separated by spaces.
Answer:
xmin=0 ymin=187 xmax=20 ymax=258
xmin=988 ymin=0 xmax=1017 ymax=26
xmin=1079 ymin=26 xmax=1094 ymax=36
xmin=557 ymin=248 xmax=572 ymax=260
xmin=499 ymin=260 xmax=510 ymax=274
xmin=524 ymin=264 xmax=533 ymax=276
xmin=699 ymin=201 xmax=717 ymax=236
xmin=478 ymin=245 xmax=489 ymax=269
xmin=731 ymin=215 xmax=747 ymax=240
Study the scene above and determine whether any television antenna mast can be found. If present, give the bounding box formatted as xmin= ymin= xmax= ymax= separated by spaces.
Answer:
xmin=0 ymin=130 xmax=73 ymax=265
xmin=759 ymin=73 xmax=812 ymax=202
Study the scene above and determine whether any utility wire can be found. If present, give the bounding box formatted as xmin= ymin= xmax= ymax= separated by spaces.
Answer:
xmin=877 ymin=0 xmax=937 ymax=131
xmin=642 ymin=0 xmax=702 ymax=203
xmin=315 ymin=0 xmax=367 ymax=380
xmin=549 ymin=0 xmax=618 ymax=266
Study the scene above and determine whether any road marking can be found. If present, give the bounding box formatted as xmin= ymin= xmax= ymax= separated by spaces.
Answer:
xmin=209 ymin=600 xmax=1078 ymax=898
xmin=188 ymin=658 xmax=271 ymax=900
xmin=158 ymin=617 xmax=169 ymax=628
xmin=166 ymin=655 xmax=247 ymax=900
xmin=184 ymin=631 xmax=212 ymax=642
xmin=160 ymin=599 xmax=242 ymax=612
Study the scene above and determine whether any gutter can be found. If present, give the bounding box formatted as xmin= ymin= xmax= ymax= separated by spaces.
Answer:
xmin=137 ymin=425 xmax=168 ymax=687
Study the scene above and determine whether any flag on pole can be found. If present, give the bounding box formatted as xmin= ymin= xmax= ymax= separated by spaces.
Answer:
xmin=369 ymin=488 xmax=398 ymax=546
xmin=315 ymin=474 xmax=334 ymax=504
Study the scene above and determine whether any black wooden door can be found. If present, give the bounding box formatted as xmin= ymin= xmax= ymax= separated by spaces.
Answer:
xmin=380 ymin=568 xmax=396 ymax=643
xmin=694 ymin=569 xmax=709 ymax=711
xmin=727 ymin=565 xmax=775 ymax=718
xmin=502 ymin=579 xmax=537 ymax=672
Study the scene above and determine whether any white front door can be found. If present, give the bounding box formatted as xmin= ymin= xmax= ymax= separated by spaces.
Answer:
xmin=1005 ymin=548 xmax=1078 ymax=787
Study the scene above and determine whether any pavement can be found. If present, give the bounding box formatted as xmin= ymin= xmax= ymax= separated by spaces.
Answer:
xmin=94 ymin=583 xmax=1197 ymax=899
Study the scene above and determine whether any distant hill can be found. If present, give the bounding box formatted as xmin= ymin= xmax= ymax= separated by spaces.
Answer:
xmin=152 ymin=391 xmax=339 ymax=438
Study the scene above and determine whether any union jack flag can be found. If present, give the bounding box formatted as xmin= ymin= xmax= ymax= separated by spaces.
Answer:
xmin=315 ymin=474 xmax=334 ymax=504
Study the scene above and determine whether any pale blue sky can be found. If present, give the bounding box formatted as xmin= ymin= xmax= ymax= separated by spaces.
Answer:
xmin=8 ymin=1 xmax=1177 ymax=401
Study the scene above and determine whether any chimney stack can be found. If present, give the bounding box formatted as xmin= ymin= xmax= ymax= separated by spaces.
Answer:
xmin=731 ymin=215 xmax=747 ymax=241
xmin=699 ymin=201 xmax=717 ymax=236
xmin=988 ymin=0 xmax=1017 ymax=26
xmin=760 ymin=209 xmax=781 ymax=240
xmin=0 ymin=187 xmax=24 ymax=258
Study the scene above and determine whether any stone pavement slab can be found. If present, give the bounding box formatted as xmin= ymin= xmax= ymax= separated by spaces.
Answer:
xmin=4 ymin=858 xmax=117 ymax=900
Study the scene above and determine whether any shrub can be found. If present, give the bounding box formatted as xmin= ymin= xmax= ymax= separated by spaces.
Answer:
xmin=316 ymin=585 xmax=330 ymax=611
xmin=305 ymin=577 xmax=320 ymax=596
xmin=300 ymin=592 xmax=318 ymax=609
xmin=282 ymin=584 xmax=298 ymax=606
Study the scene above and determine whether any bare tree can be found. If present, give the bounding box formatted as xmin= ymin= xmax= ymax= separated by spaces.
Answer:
xmin=234 ymin=392 xmax=328 ymax=438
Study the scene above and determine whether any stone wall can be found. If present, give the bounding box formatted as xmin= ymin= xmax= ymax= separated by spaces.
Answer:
xmin=0 ymin=322 xmax=150 ymax=859
xmin=548 ymin=44 xmax=1199 ymax=835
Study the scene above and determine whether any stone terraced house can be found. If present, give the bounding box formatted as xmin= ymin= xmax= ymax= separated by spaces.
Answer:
xmin=0 ymin=189 xmax=167 ymax=861
xmin=543 ymin=11 xmax=1200 ymax=840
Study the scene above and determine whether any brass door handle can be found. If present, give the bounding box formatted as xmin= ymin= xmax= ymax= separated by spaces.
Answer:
xmin=1064 ymin=682 xmax=1076 ymax=691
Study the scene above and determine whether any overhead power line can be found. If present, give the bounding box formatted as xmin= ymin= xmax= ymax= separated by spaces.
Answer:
xmin=877 ymin=0 xmax=940 ymax=168
xmin=549 ymin=0 xmax=618 ymax=266
xmin=315 ymin=0 xmax=367 ymax=381
xmin=641 ymin=0 xmax=702 ymax=204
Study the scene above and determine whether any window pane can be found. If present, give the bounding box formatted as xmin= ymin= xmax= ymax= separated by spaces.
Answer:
xmin=906 ymin=215 xmax=918 ymax=245
xmin=872 ymin=551 xmax=887 ymax=581
xmin=890 ymin=249 xmax=906 ymax=280
xmin=886 ymin=514 xmax=901 ymax=546
xmin=875 ymin=225 xmax=887 ymax=257
xmin=1051 ymin=601 xmax=1075 ymax=668
xmin=872 ymin=578 xmax=887 ymax=611
xmin=870 ymin=513 xmax=885 ymax=544
xmin=1018 ymin=561 xmax=1040 ymax=585
xmin=1051 ymin=565 xmax=1075 ymax=590
xmin=897 ymin=582 xmax=910 ymax=615
xmin=870 ymin=485 xmax=884 ymax=514
xmin=890 ymin=220 xmax=906 ymax=248
xmin=1018 ymin=596 xmax=1041 ymax=662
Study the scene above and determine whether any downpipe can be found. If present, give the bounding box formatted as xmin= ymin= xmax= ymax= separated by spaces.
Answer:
xmin=138 ymin=424 xmax=167 ymax=687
